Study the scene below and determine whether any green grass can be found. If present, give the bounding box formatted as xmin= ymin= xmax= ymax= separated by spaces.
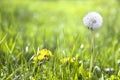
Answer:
xmin=0 ymin=0 xmax=120 ymax=80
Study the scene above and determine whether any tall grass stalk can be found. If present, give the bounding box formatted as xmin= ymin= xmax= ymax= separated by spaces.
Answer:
xmin=90 ymin=30 xmax=94 ymax=73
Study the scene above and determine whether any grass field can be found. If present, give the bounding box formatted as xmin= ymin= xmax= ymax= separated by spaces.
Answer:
xmin=0 ymin=0 xmax=120 ymax=80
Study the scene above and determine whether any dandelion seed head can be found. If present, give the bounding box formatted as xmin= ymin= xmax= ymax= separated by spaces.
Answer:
xmin=83 ymin=12 xmax=103 ymax=30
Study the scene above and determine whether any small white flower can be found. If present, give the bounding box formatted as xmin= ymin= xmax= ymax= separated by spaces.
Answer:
xmin=83 ymin=12 xmax=103 ymax=30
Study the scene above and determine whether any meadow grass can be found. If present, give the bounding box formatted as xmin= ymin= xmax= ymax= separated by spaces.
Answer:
xmin=0 ymin=0 xmax=120 ymax=80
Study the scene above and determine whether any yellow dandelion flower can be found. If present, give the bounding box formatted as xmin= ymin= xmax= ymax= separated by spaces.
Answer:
xmin=40 ymin=49 xmax=48 ymax=55
xmin=31 ymin=49 xmax=53 ymax=63
xmin=44 ymin=56 xmax=49 ymax=60
xmin=39 ymin=49 xmax=53 ymax=59
xmin=70 ymin=58 xmax=74 ymax=63
xmin=61 ymin=57 xmax=75 ymax=63
xmin=38 ymin=55 xmax=44 ymax=61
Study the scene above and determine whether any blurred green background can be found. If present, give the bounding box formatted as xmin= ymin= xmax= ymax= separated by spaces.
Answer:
xmin=0 ymin=0 xmax=120 ymax=65
xmin=0 ymin=0 xmax=120 ymax=79
xmin=0 ymin=0 xmax=120 ymax=47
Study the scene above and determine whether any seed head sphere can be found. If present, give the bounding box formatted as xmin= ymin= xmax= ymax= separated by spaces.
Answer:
xmin=83 ymin=12 xmax=103 ymax=30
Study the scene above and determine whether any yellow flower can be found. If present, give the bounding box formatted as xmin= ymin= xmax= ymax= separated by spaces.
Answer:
xmin=39 ymin=49 xmax=53 ymax=58
xmin=31 ymin=49 xmax=53 ymax=63
xmin=38 ymin=55 xmax=44 ymax=61
xmin=61 ymin=57 xmax=75 ymax=63
xmin=40 ymin=49 xmax=48 ymax=55
xmin=70 ymin=58 xmax=74 ymax=63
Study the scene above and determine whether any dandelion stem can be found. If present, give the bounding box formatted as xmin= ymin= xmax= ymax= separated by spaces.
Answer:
xmin=90 ymin=30 xmax=94 ymax=73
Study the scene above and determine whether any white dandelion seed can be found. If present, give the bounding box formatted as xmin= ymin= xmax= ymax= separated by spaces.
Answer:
xmin=83 ymin=12 xmax=103 ymax=30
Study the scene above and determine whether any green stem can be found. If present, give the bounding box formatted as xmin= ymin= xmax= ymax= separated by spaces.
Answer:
xmin=90 ymin=30 xmax=94 ymax=73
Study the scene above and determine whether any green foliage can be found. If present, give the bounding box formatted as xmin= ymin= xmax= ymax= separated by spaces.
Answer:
xmin=0 ymin=0 xmax=120 ymax=79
